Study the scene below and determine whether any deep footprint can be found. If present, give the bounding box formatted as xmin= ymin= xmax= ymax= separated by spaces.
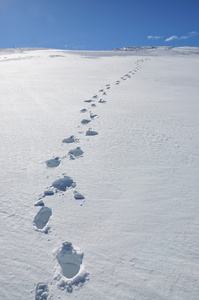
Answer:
xmin=80 ymin=108 xmax=87 ymax=113
xmin=68 ymin=147 xmax=84 ymax=159
xmin=62 ymin=135 xmax=76 ymax=143
xmin=34 ymin=207 xmax=52 ymax=230
xmin=81 ymin=119 xmax=91 ymax=125
xmin=90 ymin=112 xmax=98 ymax=119
xmin=98 ymin=99 xmax=106 ymax=104
xmin=35 ymin=282 xmax=49 ymax=300
xmin=56 ymin=242 xmax=83 ymax=279
xmin=52 ymin=176 xmax=76 ymax=191
xmin=86 ymin=129 xmax=98 ymax=136
xmin=74 ymin=191 xmax=85 ymax=200
xmin=45 ymin=157 xmax=60 ymax=168
xmin=54 ymin=242 xmax=88 ymax=293
xmin=44 ymin=190 xmax=54 ymax=196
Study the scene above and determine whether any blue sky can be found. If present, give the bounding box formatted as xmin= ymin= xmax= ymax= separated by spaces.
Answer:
xmin=0 ymin=0 xmax=198 ymax=50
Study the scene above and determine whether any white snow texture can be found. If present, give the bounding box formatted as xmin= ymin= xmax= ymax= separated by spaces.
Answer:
xmin=0 ymin=46 xmax=199 ymax=299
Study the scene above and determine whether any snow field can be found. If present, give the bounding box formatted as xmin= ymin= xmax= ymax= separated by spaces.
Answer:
xmin=0 ymin=47 xmax=199 ymax=299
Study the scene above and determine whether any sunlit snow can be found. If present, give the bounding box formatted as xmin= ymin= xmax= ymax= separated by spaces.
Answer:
xmin=0 ymin=47 xmax=199 ymax=299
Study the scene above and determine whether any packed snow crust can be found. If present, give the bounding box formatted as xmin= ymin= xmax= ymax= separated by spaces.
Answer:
xmin=0 ymin=47 xmax=199 ymax=299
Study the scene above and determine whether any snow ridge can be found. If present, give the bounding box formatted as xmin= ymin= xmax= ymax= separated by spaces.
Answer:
xmin=110 ymin=46 xmax=199 ymax=56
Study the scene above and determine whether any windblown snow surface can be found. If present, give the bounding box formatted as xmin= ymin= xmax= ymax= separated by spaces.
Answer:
xmin=0 ymin=46 xmax=199 ymax=299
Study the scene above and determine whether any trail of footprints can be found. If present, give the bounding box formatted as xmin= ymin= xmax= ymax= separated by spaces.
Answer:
xmin=33 ymin=58 xmax=148 ymax=297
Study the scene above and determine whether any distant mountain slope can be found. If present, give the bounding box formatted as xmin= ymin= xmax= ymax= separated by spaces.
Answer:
xmin=110 ymin=46 xmax=199 ymax=55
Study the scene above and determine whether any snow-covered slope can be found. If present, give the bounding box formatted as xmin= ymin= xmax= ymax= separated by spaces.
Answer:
xmin=111 ymin=45 xmax=199 ymax=56
xmin=0 ymin=47 xmax=199 ymax=299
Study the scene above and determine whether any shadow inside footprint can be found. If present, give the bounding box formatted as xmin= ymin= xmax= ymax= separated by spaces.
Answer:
xmin=62 ymin=135 xmax=76 ymax=143
xmin=80 ymin=108 xmax=87 ymax=113
xmin=44 ymin=190 xmax=54 ymax=196
xmin=68 ymin=147 xmax=84 ymax=159
xmin=56 ymin=242 xmax=83 ymax=279
xmin=46 ymin=157 xmax=60 ymax=168
xmin=52 ymin=176 xmax=76 ymax=191
xmin=90 ymin=112 xmax=98 ymax=119
xmin=81 ymin=119 xmax=91 ymax=125
xmin=74 ymin=191 xmax=85 ymax=200
xmin=34 ymin=207 xmax=52 ymax=229
xmin=86 ymin=129 xmax=98 ymax=136
xmin=35 ymin=282 xmax=49 ymax=300
xmin=98 ymin=99 xmax=106 ymax=103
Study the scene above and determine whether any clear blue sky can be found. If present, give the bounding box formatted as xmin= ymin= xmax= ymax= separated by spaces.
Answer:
xmin=0 ymin=0 xmax=198 ymax=50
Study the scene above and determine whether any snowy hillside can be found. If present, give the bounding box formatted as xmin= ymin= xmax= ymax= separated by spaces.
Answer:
xmin=111 ymin=45 xmax=199 ymax=55
xmin=0 ymin=47 xmax=199 ymax=300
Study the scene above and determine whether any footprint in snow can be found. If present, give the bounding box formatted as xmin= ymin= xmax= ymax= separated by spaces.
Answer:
xmin=92 ymin=95 xmax=98 ymax=99
xmin=91 ymin=103 xmax=96 ymax=107
xmin=98 ymin=99 xmax=106 ymax=104
xmin=34 ymin=199 xmax=45 ymax=207
xmin=103 ymin=92 xmax=107 ymax=95
xmin=68 ymin=147 xmax=84 ymax=159
xmin=33 ymin=206 xmax=52 ymax=231
xmin=52 ymin=176 xmax=76 ymax=191
xmin=99 ymin=89 xmax=104 ymax=92
xmin=54 ymin=242 xmax=88 ymax=292
xmin=34 ymin=189 xmax=54 ymax=207
xmin=86 ymin=129 xmax=98 ymax=136
xmin=35 ymin=282 xmax=49 ymax=300
xmin=74 ymin=191 xmax=85 ymax=200
xmin=81 ymin=119 xmax=91 ymax=125
xmin=90 ymin=111 xmax=98 ymax=119
xmin=62 ymin=135 xmax=77 ymax=143
xmin=44 ymin=190 xmax=54 ymax=196
xmin=84 ymin=99 xmax=93 ymax=103
xmin=45 ymin=157 xmax=60 ymax=168
xmin=80 ymin=108 xmax=87 ymax=113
